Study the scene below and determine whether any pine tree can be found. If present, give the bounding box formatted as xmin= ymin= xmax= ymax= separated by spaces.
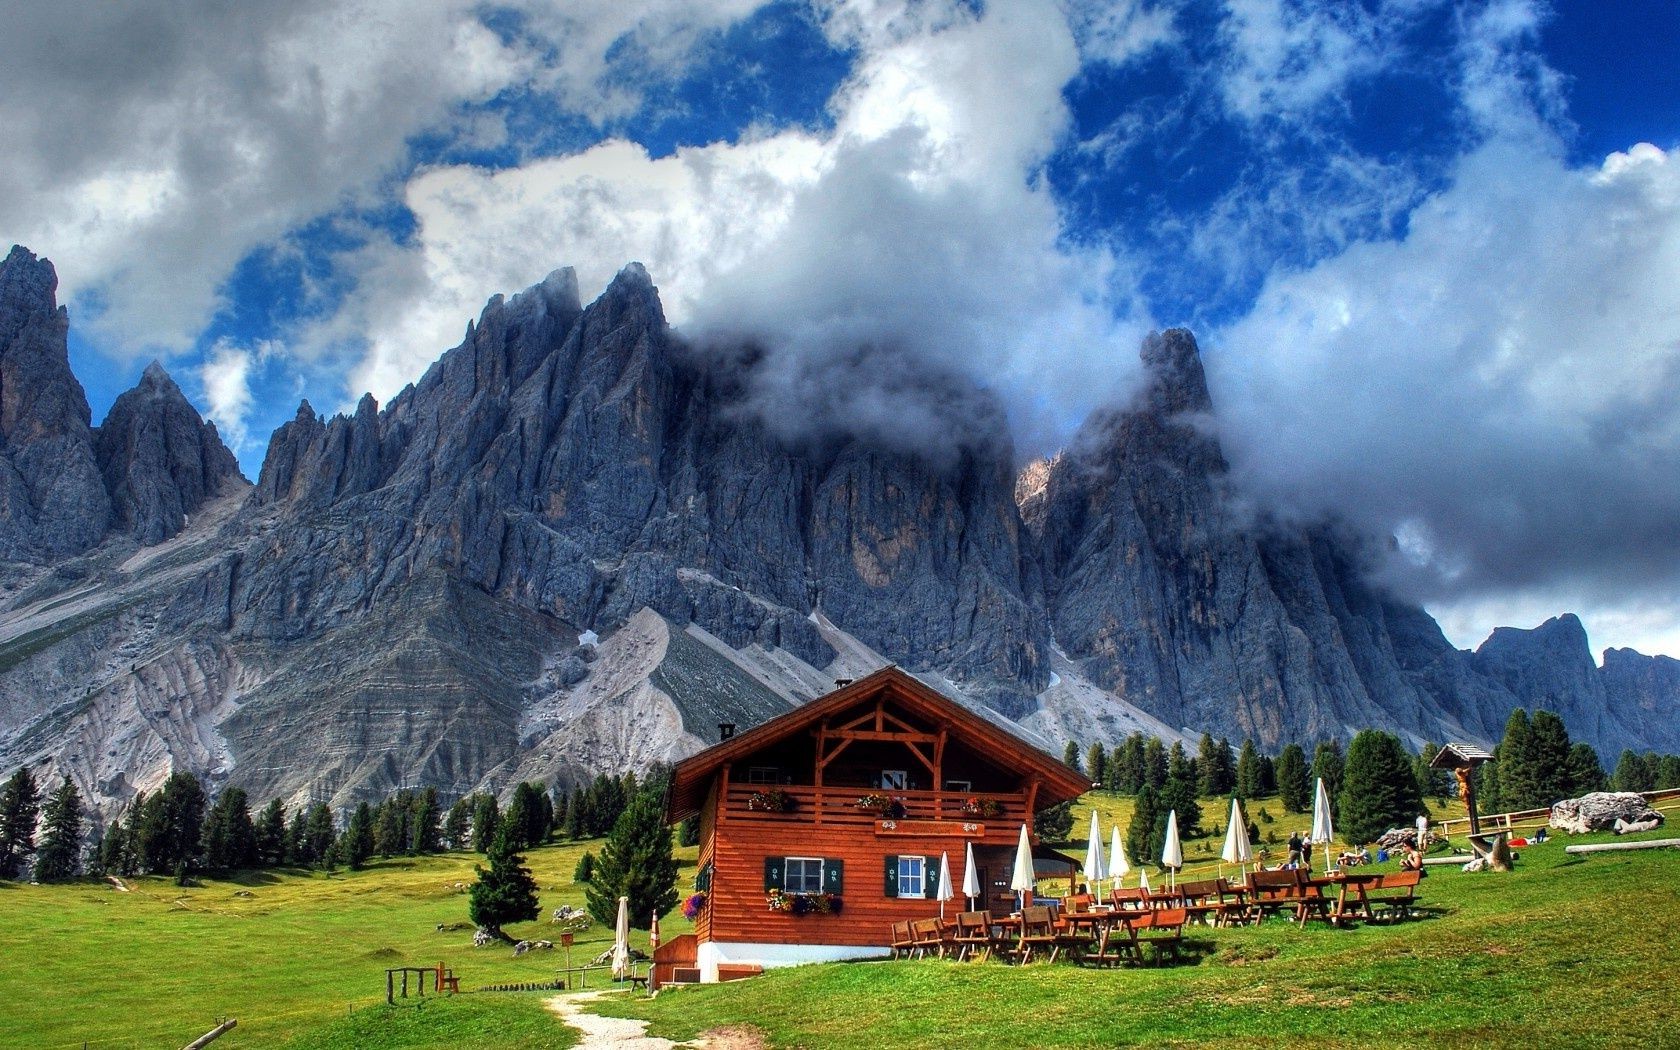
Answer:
xmin=1257 ymin=754 xmax=1277 ymax=796
xmin=98 ymin=822 xmax=131 ymax=878
xmin=1477 ymin=750 xmax=1505 ymax=814
xmin=1115 ymin=734 xmax=1146 ymax=795
xmin=444 ymin=798 xmax=473 ymax=850
xmin=1126 ymin=785 xmax=1162 ymax=868
xmin=1658 ymin=754 xmax=1680 ymax=790
xmin=286 ymin=807 xmax=311 ymax=865
xmin=1141 ymin=737 xmax=1168 ymax=792
xmin=1414 ymin=742 xmax=1450 ymax=804
xmin=1234 ymin=739 xmax=1261 ymax=799
xmin=342 ymin=802 xmax=375 ymax=870
xmin=1084 ymin=741 xmax=1108 ymax=787
xmin=1061 ymin=740 xmax=1083 ymax=774
xmin=574 ymin=851 xmax=595 ymax=883
xmin=1196 ymin=734 xmax=1222 ymax=797
xmin=255 ymin=799 xmax=288 ymax=867
xmin=1161 ymin=742 xmax=1202 ymax=835
xmin=410 ymin=787 xmax=442 ymax=854
xmin=471 ymin=820 xmax=541 ymax=938
xmin=373 ymin=797 xmax=404 ymax=857
xmin=584 ymin=785 xmax=680 ymax=930
xmin=144 ymin=772 xmax=206 ymax=876
xmin=505 ymin=781 xmax=545 ymax=851
xmin=1564 ymin=743 xmax=1606 ymax=796
xmin=1276 ymin=745 xmax=1311 ymax=812
xmin=118 ymin=791 xmax=148 ymax=875
xmin=1528 ymin=711 xmax=1573 ymax=805
xmin=203 ymin=787 xmax=257 ymax=872
xmin=1036 ymin=799 xmax=1075 ymax=841
xmin=561 ymin=791 xmax=584 ymax=840
xmin=472 ymin=794 xmax=501 ymax=852
xmin=1337 ymin=730 xmax=1425 ymax=845
xmin=304 ymin=803 xmax=337 ymax=867
xmin=1497 ymin=710 xmax=1542 ymax=809
xmin=34 ymin=778 xmax=84 ymax=882
xmin=1311 ymin=740 xmax=1345 ymax=802
xmin=0 ymin=767 xmax=42 ymax=879
xmin=678 ymin=815 xmax=700 ymax=847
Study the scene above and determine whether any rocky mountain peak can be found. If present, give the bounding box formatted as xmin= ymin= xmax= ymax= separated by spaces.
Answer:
xmin=0 ymin=245 xmax=63 ymax=340
xmin=92 ymin=361 xmax=246 ymax=545
xmin=1140 ymin=327 xmax=1213 ymax=417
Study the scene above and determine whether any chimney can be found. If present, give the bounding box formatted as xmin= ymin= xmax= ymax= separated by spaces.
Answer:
xmin=718 ymin=722 xmax=736 ymax=741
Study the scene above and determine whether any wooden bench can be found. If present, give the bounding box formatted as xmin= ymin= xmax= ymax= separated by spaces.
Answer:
xmin=1012 ymin=906 xmax=1062 ymax=964
xmin=1245 ymin=869 xmax=1328 ymax=925
xmin=1130 ymin=906 xmax=1188 ymax=965
xmin=1365 ymin=870 xmax=1423 ymax=922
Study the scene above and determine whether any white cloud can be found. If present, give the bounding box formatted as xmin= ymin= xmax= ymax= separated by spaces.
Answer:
xmin=1210 ymin=137 xmax=1680 ymax=625
xmin=322 ymin=0 xmax=1159 ymax=455
xmin=0 ymin=0 xmax=769 ymax=358
xmin=199 ymin=340 xmax=259 ymax=453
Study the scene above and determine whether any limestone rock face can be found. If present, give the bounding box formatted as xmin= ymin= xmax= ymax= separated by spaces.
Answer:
xmin=1031 ymin=329 xmax=1489 ymax=748
xmin=0 ymin=246 xmax=111 ymax=559
xmin=1 ymin=251 xmax=1678 ymax=819
xmin=1549 ymin=792 xmax=1664 ymax=834
xmin=93 ymin=362 xmax=244 ymax=544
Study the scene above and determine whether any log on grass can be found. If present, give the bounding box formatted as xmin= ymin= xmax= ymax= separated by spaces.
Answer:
xmin=1563 ymin=838 xmax=1680 ymax=855
xmin=182 ymin=1018 xmax=236 ymax=1049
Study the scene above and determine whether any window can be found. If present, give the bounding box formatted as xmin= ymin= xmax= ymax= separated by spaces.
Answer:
xmin=880 ymin=769 xmax=908 ymax=790
xmin=896 ymin=855 xmax=925 ymax=898
xmin=747 ymin=766 xmax=781 ymax=785
xmin=944 ymin=779 xmax=972 ymax=792
xmin=785 ymin=857 xmax=825 ymax=894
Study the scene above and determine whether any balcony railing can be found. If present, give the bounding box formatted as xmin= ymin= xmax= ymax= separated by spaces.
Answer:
xmin=724 ymin=784 xmax=1028 ymax=832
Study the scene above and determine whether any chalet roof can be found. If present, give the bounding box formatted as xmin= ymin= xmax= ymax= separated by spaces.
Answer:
xmin=664 ymin=665 xmax=1092 ymax=823
xmin=1430 ymin=741 xmax=1494 ymax=769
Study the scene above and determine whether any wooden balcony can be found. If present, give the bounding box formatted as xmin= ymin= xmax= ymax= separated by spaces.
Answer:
xmin=722 ymin=784 xmax=1029 ymax=839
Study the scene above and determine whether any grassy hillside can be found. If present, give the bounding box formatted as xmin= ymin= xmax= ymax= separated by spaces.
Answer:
xmin=0 ymin=836 xmax=672 ymax=1049
xmin=2 ymin=796 xmax=1675 ymax=1048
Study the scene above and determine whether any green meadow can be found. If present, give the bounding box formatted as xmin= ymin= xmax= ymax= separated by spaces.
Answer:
xmin=1 ymin=798 xmax=1676 ymax=1048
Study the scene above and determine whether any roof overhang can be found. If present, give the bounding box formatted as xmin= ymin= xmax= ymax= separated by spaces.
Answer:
xmin=665 ymin=666 xmax=1091 ymax=823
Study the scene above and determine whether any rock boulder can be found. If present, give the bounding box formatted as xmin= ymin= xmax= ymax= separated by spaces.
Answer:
xmin=1549 ymin=792 xmax=1663 ymax=834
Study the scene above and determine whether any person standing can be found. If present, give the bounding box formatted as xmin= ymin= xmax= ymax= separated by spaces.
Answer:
xmin=1287 ymin=830 xmax=1305 ymax=868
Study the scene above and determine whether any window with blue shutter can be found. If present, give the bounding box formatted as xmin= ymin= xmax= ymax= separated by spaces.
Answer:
xmin=764 ymin=857 xmax=783 ymax=891
xmin=824 ymin=859 xmax=844 ymax=894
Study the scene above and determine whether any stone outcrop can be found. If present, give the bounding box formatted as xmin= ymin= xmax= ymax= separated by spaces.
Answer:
xmin=1549 ymin=792 xmax=1664 ymax=834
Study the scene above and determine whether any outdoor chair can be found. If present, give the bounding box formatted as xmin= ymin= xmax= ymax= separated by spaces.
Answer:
xmin=889 ymin=920 xmax=915 ymax=959
xmin=951 ymin=911 xmax=993 ymax=962
xmin=1013 ymin=905 xmax=1062 ymax=964
xmin=910 ymin=917 xmax=947 ymax=959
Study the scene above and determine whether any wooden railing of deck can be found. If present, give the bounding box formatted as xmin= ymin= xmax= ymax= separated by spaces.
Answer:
xmin=723 ymin=784 xmax=1027 ymax=830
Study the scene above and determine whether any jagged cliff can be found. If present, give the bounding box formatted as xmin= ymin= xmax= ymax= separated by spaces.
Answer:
xmin=0 ymin=246 xmax=1674 ymax=819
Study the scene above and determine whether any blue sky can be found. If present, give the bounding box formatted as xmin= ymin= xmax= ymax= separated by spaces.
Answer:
xmin=4 ymin=0 xmax=1680 ymax=659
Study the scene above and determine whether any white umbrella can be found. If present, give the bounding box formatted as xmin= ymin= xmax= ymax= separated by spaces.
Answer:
xmin=611 ymin=895 xmax=631 ymax=981
xmin=1221 ymin=797 xmax=1254 ymax=875
xmin=962 ymin=840 xmax=982 ymax=909
xmin=1311 ymin=777 xmax=1335 ymax=872
xmin=1139 ymin=867 xmax=1151 ymax=893
xmin=1161 ymin=810 xmax=1183 ymax=890
xmin=936 ymin=851 xmax=955 ymax=920
xmin=1082 ymin=809 xmax=1107 ymax=890
xmin=1010 ymin=823 xmax=1035 ymax=911
xmin=1108 ymin=825 xmax=1129 ymax=898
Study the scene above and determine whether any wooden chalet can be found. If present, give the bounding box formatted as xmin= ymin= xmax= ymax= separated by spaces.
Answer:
xmin=659 ymin=666 xmax=1090 ymax=982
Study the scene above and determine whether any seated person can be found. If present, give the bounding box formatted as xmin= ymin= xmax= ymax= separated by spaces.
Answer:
xmin=1398 ymin=844 xmax=1424 ymax=871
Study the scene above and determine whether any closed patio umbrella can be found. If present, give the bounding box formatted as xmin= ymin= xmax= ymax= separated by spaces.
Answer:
xmin=1310 ymin=777 xmax=1335 ymax=872
xmin=1082 ymin=809 xmax=1107 ymax=891
xmin=1161 ymin=810 xmax=1183 ymax=890
xmin=962 ymin=840 xmax=981 ymax=909
xmin=1221 ymin=797 xmax=1253 ymax=877
xmin=937 ymin=851 xmax=955 ymax=920
xmin=1139 ymin=867 xmax=1151 ymax=893
xmin=1109 ymin=825 xmax=1129 ymax=898
xmin=1010 ymin=823 xmax=1035 ymax=911
xmin=611 ymin=895 xmax=631 ymax=981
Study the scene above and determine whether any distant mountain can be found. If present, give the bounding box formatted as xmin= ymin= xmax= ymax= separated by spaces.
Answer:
xmin=0 ymin=244 xmax=1673 ymax=819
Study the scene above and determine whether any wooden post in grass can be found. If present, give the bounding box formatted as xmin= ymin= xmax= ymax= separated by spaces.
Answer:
xmin=181 ymin=1018 xmax=236 ymax=1049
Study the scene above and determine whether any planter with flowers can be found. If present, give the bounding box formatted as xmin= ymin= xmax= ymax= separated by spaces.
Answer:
xmin=854 ymin=793 xmax=907 ymax=819
xmin=745 ymin=788 xmax=796 ymax=813
xmin=682 ymin=891 xmax=708 ymax=921
xmin=959 ymin=796 xmax=1003 ymax=818
xmin=766 ymin=888 xmax=844 ymax=916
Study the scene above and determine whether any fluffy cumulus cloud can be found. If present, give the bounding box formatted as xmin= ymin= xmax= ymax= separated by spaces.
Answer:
xmin=331 ymin=0 xmax=1157 ymax=455
xmin=0 ymin=0 xmax=763 ymax=356
xmin=1211 ymin=137 xmax=1680 ymax=651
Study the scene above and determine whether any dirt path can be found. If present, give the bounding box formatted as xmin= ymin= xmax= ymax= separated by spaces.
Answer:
xmin=546 ymin=992 xmax=764 ymax=1049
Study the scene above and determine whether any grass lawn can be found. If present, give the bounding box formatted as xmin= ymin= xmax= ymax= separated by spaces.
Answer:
xmin=3 ymin=795 xmax=1675 ymax=1048
xmin=0 ymin=836 xmax=670 ymax=1049
xmin=599 ymin=821 xmax=1680 ymax=1049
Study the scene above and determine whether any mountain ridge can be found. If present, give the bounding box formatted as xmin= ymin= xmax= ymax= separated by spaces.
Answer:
xmin=0 ymin=245 xmax=1673 ymax=819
